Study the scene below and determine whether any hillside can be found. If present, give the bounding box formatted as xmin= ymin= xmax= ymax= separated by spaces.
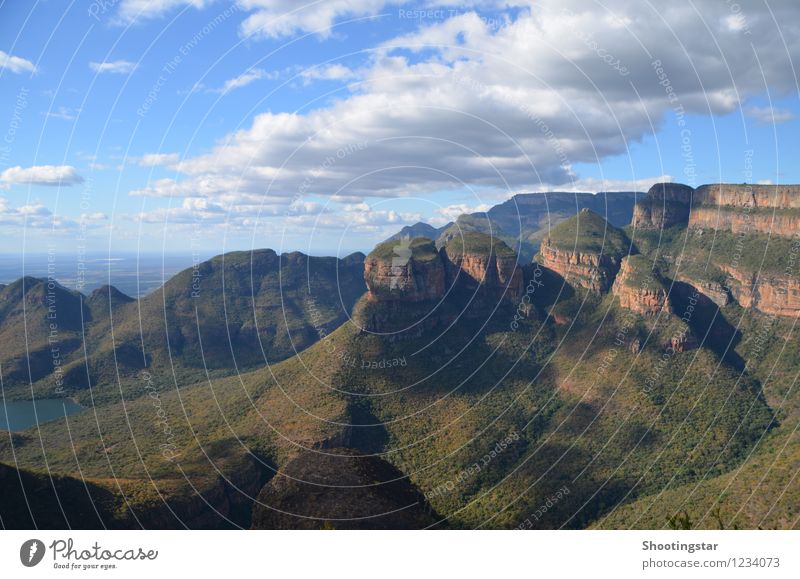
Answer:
xmin=1 ymin=182 xmax=798 ymax=530
xmin=0 ymin=250 xmax=366 ymax=406
xmin=384 ymin=191 xmax=638 ymax=263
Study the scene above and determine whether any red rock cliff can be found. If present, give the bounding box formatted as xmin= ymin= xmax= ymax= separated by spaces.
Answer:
xmin=611 ymin=256 xmax=670 ymax=316
xmin=538 ymin=240 xmax=621 ymax=292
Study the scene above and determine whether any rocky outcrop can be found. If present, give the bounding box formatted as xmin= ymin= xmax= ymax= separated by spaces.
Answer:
xmin=693 ymin=184 xmax=800 ymax=209
xmin=632 ymin=183 xmax=694 ymax=229
xmin=365 ymin=234 xmax=523 ymax=304
xmin=632 ymin=182 xmax=800 ymax=238
xmin=537 ymin=209 xmax=629 ymax=292
xmin=538 ymin=241 xmax=621 ymax=292
xmin=665 ymin=332 xmax=699 ymax=353
xmin=688 ymin=206 xmax=800 ymax=238
xmin=442 ymin=236 xmax=523 ymax=301
xmin=364 ymin=238 xmax=445 ymax=302
xmin=611 ymin=256 xmax=670 ymax=316
xmin=678 ymin=276 xmax=730 ymax=308
xmin=718 ymin=264 xmax=800 ymax=318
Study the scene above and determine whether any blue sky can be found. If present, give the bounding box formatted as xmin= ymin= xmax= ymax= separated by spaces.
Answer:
xmin=1 ymin=0 xmax=798 ymax=256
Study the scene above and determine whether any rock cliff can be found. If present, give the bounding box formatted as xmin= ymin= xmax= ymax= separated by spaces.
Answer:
xmin=441 ymin=232 xmax=523 ymax=301
xmin=364 ymin=237 xmax=445 ymax=302
xmin=611 ymin=255 xmax=670 ymax=316
xmin=632 ymin=183 xmax=695 ymax=229
xmin=718 ymin=264 xmax=800 ymax=318
xmin=537 ymin=209 xmax=630 ymax=292
xmin=632 ymin=182 xmax=800 ymax=238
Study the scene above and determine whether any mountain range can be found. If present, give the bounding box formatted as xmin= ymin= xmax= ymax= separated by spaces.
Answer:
xmin=2 ymin=184 xmax=799 ymax=530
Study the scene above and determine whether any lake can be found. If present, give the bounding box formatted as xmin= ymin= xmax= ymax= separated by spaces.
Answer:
xmin=0 ymin=398 xmax=85 ymax=432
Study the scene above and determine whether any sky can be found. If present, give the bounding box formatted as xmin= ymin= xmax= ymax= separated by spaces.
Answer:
xmin=0 ymin=0 xmax=798 ymax=257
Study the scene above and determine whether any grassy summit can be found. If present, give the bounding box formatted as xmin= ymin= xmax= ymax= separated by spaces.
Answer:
xmin=545 ymin=208 xmax=631 ymax=256
xmin=368 ymin=236 xmax=440 ymax=261
xmin=442 ymin=231 xmax=517 ymax=257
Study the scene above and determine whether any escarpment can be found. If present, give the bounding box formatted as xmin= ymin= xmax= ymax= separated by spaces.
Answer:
xmin=632 ymin=183 xmax=695 ymax=229
xmin=632 ymin=182 xmax=800 ymax=238
xmin=360 ymin=234 xmax=523 ymax=333
xmin=363 ymin=237 xmax=446 ymax=302
xmin=631 ymin=182 xmax=800 ymax=318
xmin=441 ymin=232 xmax=523 ymax=301
xmin=717 ymin=264 xmax=800 ymax=318
xmin=611 ymin=255 xmax=670 ymax=316
xmin=364 ymin=234 xmax=523 ymax=304
xmin=537 ymin=209 xmax=630 ymax=292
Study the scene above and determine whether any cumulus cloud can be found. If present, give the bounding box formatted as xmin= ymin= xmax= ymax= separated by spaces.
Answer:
xmin=300 ymin=63 xmax=358 ymax=83
xmin=0 ymin=165 xmax=84 ymax=188
xmin=116 ymin=0 xmax=210 ymax=22
xmin=90 ymin=60 xmax=138 ymax=74
xmin=528 ymin=175 xmax=675 ymax=194
xmin=0 ymin=50 xmax=36 ymax=74
xmin=210 ymin=68 xmax=277 ymax=94
xmin=138 ymin=152 xmax=180 ymax=166
xmin=0 ymin=197 xmax=99 ymax=229
xmin=432 ymin=203 xmax=493 ymax=225
xmin=745 ymin=105 xmax=796 ymax=125
xmin=127 ymin=1 xmax=800 ymax=228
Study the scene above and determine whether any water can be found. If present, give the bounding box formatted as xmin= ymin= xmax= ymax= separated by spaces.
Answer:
xmin=0 ymin=252 xmax=208 ymax=298
xmin=0 ymin=398 xmax=85 ymax=432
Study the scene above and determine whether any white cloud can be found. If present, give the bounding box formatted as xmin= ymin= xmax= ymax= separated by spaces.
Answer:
xmin=43 ymin=106 xmax=81 ymax=121
xmin=90 ymin=60 xmax=138 ymax=74
xmin=745 ymin=105 xmax=795 ymax=125
xmin=211 ymin=68 xmax=276 ymax=94
xmin=0 ymin=50 xmax=36 ymax=74
xmin=138 ymin=152 xmax=180 ymax=166
xmin=238 ymin=0 xmax=398 ymax=39
xmin=116 ymin=0 xmax=210 ymax=23
xmin=301 ymin=63 xmax=358 ymax=83
xmin=528 ymin=175 xmax=674 ymax=194
xmin=0 ymin=165 xmax=84 ymax=188
xmin=125 ymin=1 xmax=800 ymax=230
xmin=432 ymin=203 xmax=492 ymax=225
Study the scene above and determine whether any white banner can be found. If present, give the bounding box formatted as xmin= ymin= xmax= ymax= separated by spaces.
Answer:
xmin=1 ymin=530 xmax=797 ymax=578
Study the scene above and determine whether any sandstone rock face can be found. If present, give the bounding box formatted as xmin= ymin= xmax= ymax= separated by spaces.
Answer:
xmin=688 ymin=206 xmax=800 ymax=238
xmin=611 ymin=257 xmax=670 ymax=316
xmin=665 ymin=332 xmax=699 ymax=353
xmin=694 ymin=184 xmax=800 ymax=209
xmin=538 ymin=240 xmax=621 ymax=292
xmin=444 ymin=251 xmax=523 ymax=301
xmin=678 ymin=276 xmax=730 ymax=308
xmin=632 ymin=183 xmax=694 ymax=229
xmin=364 ymin=238 xmax=445 ymax=302
xmin=632 ymin=182 xmax=800 ymax=237
xmin=718 ymin=264 xmax=800 ymax=318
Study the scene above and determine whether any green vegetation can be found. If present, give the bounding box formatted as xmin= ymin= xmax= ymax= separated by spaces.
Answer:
xmin=546 ymin=209 xmax=632 ymax=256
xmin=368 ymin=237 xmax=440 ymax=261
xmin=0 ymin=250 xmax=365 ymax=406
xmin=442 ymin=231 xmax=517 ymax=257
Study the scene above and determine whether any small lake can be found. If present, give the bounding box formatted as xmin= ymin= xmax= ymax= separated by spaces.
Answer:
xmin=0 ymin=399 xmax=84 ymax=432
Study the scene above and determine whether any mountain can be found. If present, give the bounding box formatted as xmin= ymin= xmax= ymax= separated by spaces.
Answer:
xmin=386 ymin=221 xmax=450 ymax=242
xmin=0 ymin=250 xmax=366 ymax=406
xmin=536 ymin=208 xmax=632 ymax=292
xmin=2 ymin=182 xmax=799 ymax=530
xmin=385 ymin=191 xmax=639 ymax=263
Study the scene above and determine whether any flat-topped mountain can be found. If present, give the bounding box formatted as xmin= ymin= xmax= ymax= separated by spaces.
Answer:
xmin=3 ymin=182 xmax=800 ymax=531
xmin=633 ymin=181 xmax=800 ymax=238
xmin=384 ymin=191 xmax=639 ymax=263
xmin=365 ymin=232 xmax=522 ymax=304
xmin=537 ymin=208 xmax=632 ymax=292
